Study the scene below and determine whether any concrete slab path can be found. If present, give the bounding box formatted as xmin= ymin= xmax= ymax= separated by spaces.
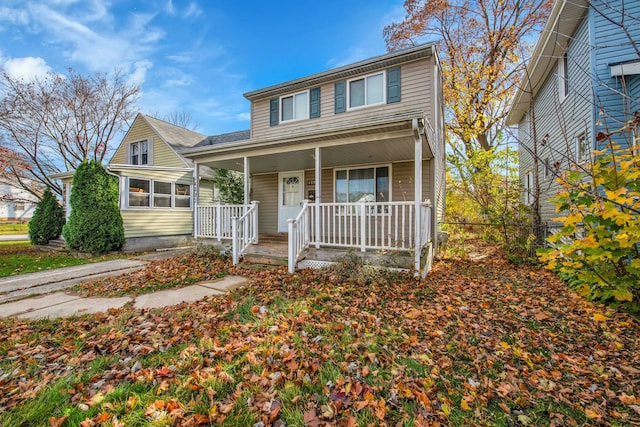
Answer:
xmin=0 ymin=275 xmax=250 ymax=320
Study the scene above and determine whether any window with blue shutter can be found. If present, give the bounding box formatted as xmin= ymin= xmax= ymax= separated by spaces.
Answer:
xmin=269 ymin=98 xmax=279 ymax=126
xmin=334 ymin=81 xmax=346 ymax=113
xmin=309 ymin=87 xmax=320 ymax=118
xmin=387 ymin=67 xmax=401 ymax=103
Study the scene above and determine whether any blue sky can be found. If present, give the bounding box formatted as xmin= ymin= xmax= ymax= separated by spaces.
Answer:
xmin=0 ymin=0 xmax=405 ymax=136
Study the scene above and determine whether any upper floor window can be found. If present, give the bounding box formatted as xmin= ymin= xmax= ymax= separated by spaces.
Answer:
xmin=348 ymin=72 xmax=385 ymax=109
xmin=576 ymin=133 xmax=587 ymax=163
xmin=130 ymin=141 xmax=149 ymax=165
xmin=558 ymin=52 xmax=569 ymax=101
xmin=281 ymin=91 xmax=308 ymax=122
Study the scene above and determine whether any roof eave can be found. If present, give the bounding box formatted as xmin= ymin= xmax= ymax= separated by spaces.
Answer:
xmin=243 ymin=44 xmax=436 ymax=101
xmin=506 ymin=0 xmax=589 ymax=126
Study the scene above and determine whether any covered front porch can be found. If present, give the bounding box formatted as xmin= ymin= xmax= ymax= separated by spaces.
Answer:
xmin=184 ymin=111 xmax=437 ymax=275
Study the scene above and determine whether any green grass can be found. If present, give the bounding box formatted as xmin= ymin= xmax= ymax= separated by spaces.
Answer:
xmin=0 ymin=243 xmax=122 ymax=277
xmin=0 ymin=223 xmax=28 ymax=235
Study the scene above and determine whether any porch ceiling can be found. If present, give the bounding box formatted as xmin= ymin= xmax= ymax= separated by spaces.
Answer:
xmin=197 ymin=134 xmax=422 ymax=174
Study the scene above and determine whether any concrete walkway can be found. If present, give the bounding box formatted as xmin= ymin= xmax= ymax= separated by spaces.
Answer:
xmin=0 ymin=234 xmax=29 ymax=241
xmin=0 ymin=248 xmax=250 ymax=320
xmin=0 ymin=275 xmax=249 ymax=320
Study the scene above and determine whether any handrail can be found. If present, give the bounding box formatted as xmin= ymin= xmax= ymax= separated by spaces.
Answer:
xmin=287 ymin=201 xmax=310 ymax=273
xmin=195 ymin=204 xmax=245 ymax=240
xmin=231 ymin=202 xmax=259 ymax=265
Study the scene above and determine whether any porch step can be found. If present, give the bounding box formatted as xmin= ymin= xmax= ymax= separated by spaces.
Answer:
xmin=243 ymin=241 xmax=288 ymax=267
xmin=258 ymin=233 xmax=288 ymax=244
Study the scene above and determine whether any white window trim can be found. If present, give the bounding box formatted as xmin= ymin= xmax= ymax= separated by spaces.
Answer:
xmin=346 ymin=71 xmax=386 ymax=111
xmin=558 ymin=52 xmax=568 ymax=103
xmin=524 ymin=170 xmax=534 ymax=205
xmin=124 ymin=177 xmax=192 ymax=210
xmin=333 ymin=164 xmax=392 ymax=203
xmin=576 ymin=132 xmax=587 ymax=164
xmin=128 ymin=138 xmax=153 ymax=166
xmin=279 ymin=90 xmax=309 ymax=123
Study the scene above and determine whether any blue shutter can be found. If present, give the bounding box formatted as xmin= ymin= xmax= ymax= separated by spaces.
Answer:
xmin=334 ymin=81 xmax=346 ymax=113
xmin=387 ymin=67 xmax=401 ymax=103
xmin=309 ymin=87 xmax=321 ymax=118
xmin=269 ymin=98 xmax=279 ymax=126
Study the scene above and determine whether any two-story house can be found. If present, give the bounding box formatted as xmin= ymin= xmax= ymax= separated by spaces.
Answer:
xmin=506 ymin=0 xmax=640 ymax=224
xmin=183 ymin=43 xmax=445 ymax=275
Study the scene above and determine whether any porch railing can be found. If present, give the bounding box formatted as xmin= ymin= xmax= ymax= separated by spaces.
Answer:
xmin=309 ymin=201 xmax=420 ymax=251
xmin=231 ymin=202 xmax=259 ymax=265
xmin=420 ymin=200 xmax=432 ymax=250
xmin=196 ymin=204 xmax=246 ymax=240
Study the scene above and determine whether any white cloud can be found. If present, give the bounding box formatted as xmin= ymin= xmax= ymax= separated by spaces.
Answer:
xmin=165 ymin=75 xmax=193 ymax=87
xmin=184 ymin=2 xmax=202 ymax=19
xmin=0 ymin=6 xmax=30 ymax=25
xmin=128 ymin=60 xmax=153 ymax=85
xmin=165 ymin=0 xmax=176 ymax=15
xmin=236 ymin=112 xmax=251 ymax=121
xmin=3 ymin=57 xmax=52 ymax=80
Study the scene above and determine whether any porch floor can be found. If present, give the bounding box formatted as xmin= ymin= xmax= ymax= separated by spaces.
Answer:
xmin=242 ymin=234 xmax=413 ymax=269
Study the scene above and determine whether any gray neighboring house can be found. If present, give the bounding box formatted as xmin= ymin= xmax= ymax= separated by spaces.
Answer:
xmin=507 ymin=0 xmax=640 ymax=224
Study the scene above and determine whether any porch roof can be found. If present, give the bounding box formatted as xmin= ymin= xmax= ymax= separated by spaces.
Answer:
xmin=180 ymin=110 xmax=432 ymax=174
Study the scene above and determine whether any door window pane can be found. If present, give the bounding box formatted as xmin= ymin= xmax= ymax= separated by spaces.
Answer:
xmin=282 ymin=176 xmax=300 ymax=206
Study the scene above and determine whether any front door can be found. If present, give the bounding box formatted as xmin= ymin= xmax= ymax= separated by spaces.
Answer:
xmin=278 ymin=171 xmax=304 ymax=232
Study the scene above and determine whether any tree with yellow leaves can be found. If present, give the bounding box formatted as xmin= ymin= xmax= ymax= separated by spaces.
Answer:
xmin=384 ymin=0 xmax=552 ymax=231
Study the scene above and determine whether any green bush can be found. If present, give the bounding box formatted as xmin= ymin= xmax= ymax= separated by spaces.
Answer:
xmin=538 ymin=143 xmax=639 ymax=313
xmin=28 ymin=187 xmax=65 ymax=245
xmin=62 ymin=161 xmax=125 ymax=254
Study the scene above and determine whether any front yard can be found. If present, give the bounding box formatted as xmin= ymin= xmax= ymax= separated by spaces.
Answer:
xmin=0 ymin=238 xmax=638 ymax=426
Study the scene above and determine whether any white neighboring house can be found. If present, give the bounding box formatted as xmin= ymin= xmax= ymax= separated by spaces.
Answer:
xmin=0 ymin=181 xmax=38 ymax=221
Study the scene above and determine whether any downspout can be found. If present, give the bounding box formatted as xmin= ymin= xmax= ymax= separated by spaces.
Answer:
xmin=412 ymin=118 xmax=423 ymax=276
xmin=104 ymin=166 xmax=123 ymax=210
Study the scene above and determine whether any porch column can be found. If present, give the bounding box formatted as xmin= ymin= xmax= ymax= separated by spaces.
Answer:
xmin=413 ymin=118 xmax=423 ymax=275
xmin=193 ymin=161 xmax=199 ymax=238
xmin=315 ymin=146 xmax=321 ymax=249
xmin=243 ymin=156 xmax=250 ymax=208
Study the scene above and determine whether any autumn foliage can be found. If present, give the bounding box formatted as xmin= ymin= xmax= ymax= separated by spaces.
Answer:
xmin=1 ymin=240 xmax=638 ymax=425
xmin=538 ymin=143 xmax=640 ymax=313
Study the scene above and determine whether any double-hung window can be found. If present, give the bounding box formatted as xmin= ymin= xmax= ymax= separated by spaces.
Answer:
xmin=130 ymin=141 xmax=149 ymax=165
xmin=281 ymin=91 xmax=308 ymax=122
xmin=348 ymin=72 xmax=384 ymax=109
xmin=127 ymin=178 xmax=191 ymax=209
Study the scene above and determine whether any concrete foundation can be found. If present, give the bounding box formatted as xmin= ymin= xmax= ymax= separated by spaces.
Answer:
xmin=123 ymin=234 xmax=194 ymax=252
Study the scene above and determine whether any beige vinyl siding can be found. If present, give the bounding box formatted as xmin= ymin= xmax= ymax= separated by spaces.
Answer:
xmin=121 ymin=210 xmax=192 ymax=238
xmin=251 ymin=58 xmax=433 ymax=140
xmin=110 ymin=118 xmax=186 ymax=168
xmin=252 ymin=173 xmax=278 ymax=234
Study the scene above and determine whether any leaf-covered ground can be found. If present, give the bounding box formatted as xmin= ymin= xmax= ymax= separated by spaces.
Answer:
xmin=0 ymin=240 xmax=638 ymax=426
